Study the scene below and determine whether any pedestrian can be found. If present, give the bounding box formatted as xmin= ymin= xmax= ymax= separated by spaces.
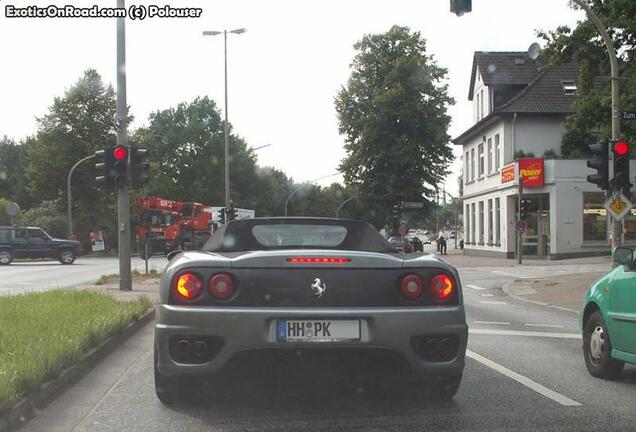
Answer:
xmin=441 ymin=236 xmax=447 ymax=255
xmin=459 ymin=239 xmax=464 ymax=251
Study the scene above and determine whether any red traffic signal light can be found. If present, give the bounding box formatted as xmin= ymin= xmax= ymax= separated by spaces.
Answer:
xmin=113 ymin=146 xmax=128 ymax=161
xmin=614 ymin=140 xmax=629 ymax=156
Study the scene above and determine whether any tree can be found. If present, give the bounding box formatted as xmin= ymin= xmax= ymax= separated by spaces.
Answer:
xmin=24 ymin=70 xmax=119 ymax=245
xmin=538 ymin=0 xmax=636 ymax=155
xmin=0 ymin=136 xmax=34 ymax=208
xmin=335 ymin=25 xmax=454 ymax=224
xmin=134 ymin=97 xmax=261 ymax=207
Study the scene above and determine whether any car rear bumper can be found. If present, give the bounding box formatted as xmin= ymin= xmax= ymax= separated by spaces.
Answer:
xmin=155 ymin=304 xmax=468 ymax=377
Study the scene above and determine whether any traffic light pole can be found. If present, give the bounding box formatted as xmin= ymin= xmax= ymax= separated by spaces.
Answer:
xmin=67 ymin=155 xmax=94 ymax=239
xmin=517 ymin=177 xmax=523 ymax=265
xmin=573 ymin=0 xmax=622 ymax=248
xmin=116 ymin=0 xmax=132 ymax=291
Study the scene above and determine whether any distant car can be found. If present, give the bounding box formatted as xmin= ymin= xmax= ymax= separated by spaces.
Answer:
xmin=581 ymin=247 xmax=636 ymax=379
xmin=154 ymin=218 xmax=468 ymax=403
xmin=0 ymin=226 xmax=80 ymax=265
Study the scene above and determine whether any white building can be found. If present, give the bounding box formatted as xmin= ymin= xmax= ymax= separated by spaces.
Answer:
xmin=454 ymin=51 xmax=635 ymax=259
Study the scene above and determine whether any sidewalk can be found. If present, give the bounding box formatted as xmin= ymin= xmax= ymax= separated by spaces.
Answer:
xmin=77 ymin=276 xmax=160 ymax=303
xmin=435 ymin=247 xmax=611 ymax=268
xmin=502 ymin=271 xmax=606 ymax=313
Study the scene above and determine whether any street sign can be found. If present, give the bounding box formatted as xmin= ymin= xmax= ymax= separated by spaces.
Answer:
xmin=402 ymin=201 xmax=425 ymax=209
xmin=622 ymin=111 xmax=636 ymax=121
xmin=515 ymin=220 xmax=527 ymax=232
xmin=400 ymin=218 xmax=407 ymax=225
xmin=5 ymin=202 xmax=20 ymax=217
xmin=605 ymin=193 xmax=633 ymax=220
xmin=398 ymin=223 xmax=407 ymax=236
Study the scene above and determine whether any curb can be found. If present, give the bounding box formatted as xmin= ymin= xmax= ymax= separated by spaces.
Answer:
xmin=502 ymin=281 xmax=579 ymax=315
xmin=0 ymin=308 xmax=155 ymax=432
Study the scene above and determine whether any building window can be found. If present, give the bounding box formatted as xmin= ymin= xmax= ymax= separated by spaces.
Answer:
xmin=561 ymin=80 xmax=577 ymax=96
xmin=487 ymin=138 xmax=493 ymax=174
xmin=470 ymin=149 xmax=475 ymax=182
xmin=495 ymin=198 xmax=501 ymax=245
xmin=465 ymin=204 xmax=470 ymax=244
xmin=465 ymin=151 xmax=470 ymax=183
xmin=495 ymin=134 xmax=500 ymax=170
xmin=476 ymin=92 xmax=480 ymax=120
xmin=625 ymin=210 xmax=636 ymax=241
xmin=471 ymin=203 xmax=476 ymax=244
xmin=479 ymin=201 xmax=484 ymax=245
xmin=488 ymin=199 xmax=493 ymax=245
xmin=478 ymin=143 xmax=484 ymax=177
xmin=583 ymin=192 xmax=607 ymax=241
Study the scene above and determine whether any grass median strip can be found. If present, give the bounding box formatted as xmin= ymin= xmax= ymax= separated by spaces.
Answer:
xmin=0 ymin=290 xmax=151 ymax=413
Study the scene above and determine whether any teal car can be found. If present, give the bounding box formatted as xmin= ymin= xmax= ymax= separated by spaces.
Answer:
xmin=581 ymin=247 xmax=636 ymax=379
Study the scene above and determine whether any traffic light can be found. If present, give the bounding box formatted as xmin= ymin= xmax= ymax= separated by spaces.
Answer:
xmin=94 ymin=147 xmax=115 ymax=190
xmin=113 ymin=145 xmax=128 ymax=188
xmin=225 ymin=207 xmax=239 ymax=222
xmin=450 ymin=0 xmax=471 ymax=16
xmin=612 ymin=140 xmax=632 ymax=197
xmin=520 ymin=199 xmax=533 ymax=221
xmin=392 ymin=204 xmax=401 ymax=219
xmin=586 ymin=141 xmax=610 ymax=192
xmin=217 ymin=208 xmax=226 ymax=224
xmin=130 ymin=147 xmax=149 ymax=189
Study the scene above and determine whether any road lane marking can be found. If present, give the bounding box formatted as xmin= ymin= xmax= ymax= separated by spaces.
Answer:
xmin=466 ymin=284 xmax=487 ymax=290
xmin=466 ymin=349 xmax=581 ymax=406
xmin=480 ymin=300 xmax=507 ymax=305
xmin=481 ymin=293 xmax=494 ymax=297
xmin=524 ymin=323 xmax=565 ymax=329
xmin=469 ymin=328 xmax=580 ymax=339
xmin=474 ymin=321 xmax=510 ymax=326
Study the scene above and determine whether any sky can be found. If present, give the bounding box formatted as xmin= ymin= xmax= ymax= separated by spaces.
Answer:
xmin=0 ymin=0 xmax=585 ymax=198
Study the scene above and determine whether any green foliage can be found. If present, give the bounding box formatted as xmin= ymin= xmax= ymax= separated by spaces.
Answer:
xmin=20 ymin=200 xmax=67 ymax=238
xmin=23 ymin=70 xmax=119 ymax=246
xmin=134 ymin=97 xmax=278 ymax=209
xmin=335 ymin=26 xmax=454 ymax=225
xmin=543 ymin=148 xmax=558 ymax=158
xmin=0 ymin=198 xmax=10 ymax=225
xmin=538 ymin=0 xmax=636 ymax=155
xmin=0 ymin=290 xmax=150 ymax=412
xmin=0 ymin=137 xmax=33 ymax=208
xmin=514 ymin=150 xmax=535 ymax=159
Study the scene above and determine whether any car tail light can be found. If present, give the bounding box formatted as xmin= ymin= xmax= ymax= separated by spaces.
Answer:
xmin=430 ymin=274 xmax=455 ymax=302
xmin=209 ymin=273 xmax=235 ymax=300
xmin=287 ymin=257 xmax=351 ymax=263
xmin=400 ymin=274 xmax=423 ymax=300
xmin=174 ymin=273 xmax=203 ymax=300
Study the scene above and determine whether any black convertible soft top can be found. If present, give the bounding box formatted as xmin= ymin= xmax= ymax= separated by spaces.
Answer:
xmin=203 ymin=218 xmax=395 ymax=253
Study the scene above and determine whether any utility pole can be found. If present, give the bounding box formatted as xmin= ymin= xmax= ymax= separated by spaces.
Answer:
xmin=573 ymin=0 xmax=622 ymax=247
xmin=116 ymin=0 xmax=131 ymax=291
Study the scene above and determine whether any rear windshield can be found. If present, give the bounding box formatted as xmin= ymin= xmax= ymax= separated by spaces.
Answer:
xmin=251 ymin=224 xmax=347 ymax=248
xmin=203 ymin=218 xmax=394 ymax=253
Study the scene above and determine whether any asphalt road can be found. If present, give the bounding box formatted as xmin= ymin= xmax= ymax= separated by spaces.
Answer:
xmin=0 ymin=256 xmax=166 ymax=294
xmin=18 ymin=259 xmax=636 ymax=432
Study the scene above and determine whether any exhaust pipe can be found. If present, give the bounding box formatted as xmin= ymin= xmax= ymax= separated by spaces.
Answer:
xmin=176 ymin=339 xmax=192 ymax=355
xmin=192 ymin=340 xmax=207 ymax=357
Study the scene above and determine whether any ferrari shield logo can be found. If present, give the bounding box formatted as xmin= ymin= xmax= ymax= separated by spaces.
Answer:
xmin=311 ymin=278 xmax=326 ymax=298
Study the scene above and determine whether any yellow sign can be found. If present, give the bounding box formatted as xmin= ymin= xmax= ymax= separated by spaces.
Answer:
xmin=605 ymin=193 xmax=633 ymax=220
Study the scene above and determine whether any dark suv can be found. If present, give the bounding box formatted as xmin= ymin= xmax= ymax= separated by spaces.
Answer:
xmin=0 ymin=226 xmax=80 ymax=265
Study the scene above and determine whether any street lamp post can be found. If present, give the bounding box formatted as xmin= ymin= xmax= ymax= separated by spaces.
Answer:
xmin=67 ymin=155 xmax=94 ymax=239
xmin=336 ymin=196 xmax=356 ymax=218
xmin=203 ymin=28 xmax=246 ymax=209
xmin=284 ymin=172 xmax=341 ymax=216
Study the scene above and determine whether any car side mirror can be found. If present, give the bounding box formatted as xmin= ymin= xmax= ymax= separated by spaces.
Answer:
xmin=613 ymin=247 xmax=633 ymax=267
xmin=166 ymin=250 xmax=183 ymax=261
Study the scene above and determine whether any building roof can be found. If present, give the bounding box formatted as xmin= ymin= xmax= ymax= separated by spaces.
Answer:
xmin=468 ymin=51 xmax=544 ymax=100
xmin=455 ymin=51 xmax=600 ymax=145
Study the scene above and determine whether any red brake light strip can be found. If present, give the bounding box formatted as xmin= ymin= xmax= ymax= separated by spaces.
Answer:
xmin=287 ymin=257 xmax=351 ymax=263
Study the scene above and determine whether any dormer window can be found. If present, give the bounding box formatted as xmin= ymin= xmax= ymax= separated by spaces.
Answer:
xmin=561 ymin=80 xmax=577 ymax=96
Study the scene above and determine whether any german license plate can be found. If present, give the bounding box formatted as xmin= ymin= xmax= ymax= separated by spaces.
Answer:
xmin=277 ymin=320 xmax=360 ymax=342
